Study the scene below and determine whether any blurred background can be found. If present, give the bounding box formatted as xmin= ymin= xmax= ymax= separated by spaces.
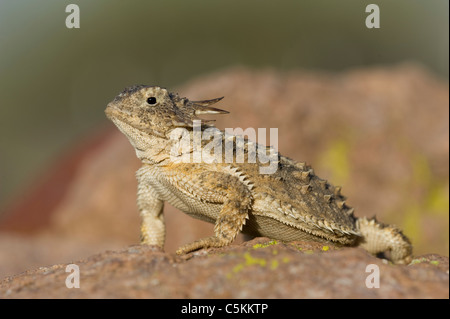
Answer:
xmin=0 ymin=0 xmax=448 ymax=276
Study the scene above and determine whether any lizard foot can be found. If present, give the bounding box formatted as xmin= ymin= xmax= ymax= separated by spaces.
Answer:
xmin=176 ymin=236 xmax=229 ymax=255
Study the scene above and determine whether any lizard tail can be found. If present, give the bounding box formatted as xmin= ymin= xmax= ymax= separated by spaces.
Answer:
xmin=356 ymin=217 xmax=413 ymax=264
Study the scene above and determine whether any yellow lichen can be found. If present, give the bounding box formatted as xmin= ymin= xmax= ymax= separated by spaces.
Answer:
xmin=252 ymin=240 xmax=278 ymax=249
xmin=227 ymin=250 xmax=289 ymax=278
xmin=410 ymin=258 xmax=427 ymax=265
xmin=232 ymin=263 xmax=245 ymax=274
xmin=270 ymin=260 xmax=279 ymax=270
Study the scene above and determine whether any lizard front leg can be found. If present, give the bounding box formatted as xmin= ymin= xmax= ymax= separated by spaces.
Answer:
xmin=137 ymin=167 xmax=165 ymax=247
xmin=175 ymin=171 xmax=253 ymax=255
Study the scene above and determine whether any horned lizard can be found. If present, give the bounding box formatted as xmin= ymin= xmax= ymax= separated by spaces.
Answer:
xmin=105 ymin=85 xmax=413 ymax=264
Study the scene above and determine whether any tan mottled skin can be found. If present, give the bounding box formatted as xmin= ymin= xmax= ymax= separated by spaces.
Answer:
xmin=105 ymin=85 xmax=413 ymax=264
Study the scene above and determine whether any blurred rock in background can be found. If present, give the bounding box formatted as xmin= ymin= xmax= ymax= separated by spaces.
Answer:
xmin=0 ymin=65 xmax=448 ymax=279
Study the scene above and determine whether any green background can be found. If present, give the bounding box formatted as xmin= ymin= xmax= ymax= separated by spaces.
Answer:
xmin=0 ymin=0 xmax=448 ymax=208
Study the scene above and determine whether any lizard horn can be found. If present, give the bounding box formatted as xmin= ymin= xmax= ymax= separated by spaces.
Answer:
xmin=191 ymin=96 xmax=224 ymax=106
xmin=192 ymin=97 xmax=229 ymax=115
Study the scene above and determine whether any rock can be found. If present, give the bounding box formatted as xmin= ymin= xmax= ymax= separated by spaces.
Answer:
xmin=1 ymin=238 xmax=448 ymax=298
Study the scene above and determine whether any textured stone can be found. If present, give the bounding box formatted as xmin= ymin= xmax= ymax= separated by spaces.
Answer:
xmin=0 ymin=238 xmax=447 ymax=299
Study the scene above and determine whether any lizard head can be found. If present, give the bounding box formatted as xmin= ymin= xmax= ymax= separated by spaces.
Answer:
xmin=105 ymin=85 xmax=228 ymax=140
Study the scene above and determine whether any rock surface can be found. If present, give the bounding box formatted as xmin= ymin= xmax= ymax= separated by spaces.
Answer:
xmin=1 ymin=238 xmax=448 ymax=299
xmin=0 ymin=64 xmax=448 ymax=297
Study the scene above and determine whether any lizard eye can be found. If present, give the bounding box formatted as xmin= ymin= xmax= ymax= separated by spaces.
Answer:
xmin=146 ymin=97 xmax=157 ymax=105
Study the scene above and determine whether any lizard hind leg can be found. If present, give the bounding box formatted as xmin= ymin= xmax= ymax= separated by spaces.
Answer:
xmin=176 ymin=172 xmax=253 ymax=255
xmin=356 ymin=217 xmax=413 ymax=264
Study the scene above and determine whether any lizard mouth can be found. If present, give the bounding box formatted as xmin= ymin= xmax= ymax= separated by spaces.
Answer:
xmin=104 ymin=102 xmax=134 ymax=122
xmin=104 ymin=103 xmax=140 ymax=132
xmin=105 ymin=103 xmax=167 ymax=138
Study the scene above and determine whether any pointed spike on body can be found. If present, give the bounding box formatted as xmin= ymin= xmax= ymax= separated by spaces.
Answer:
xmin=319 ymin=179 xmax=328 ymax=190
xmin=324 ymin=194 xmax=332 ymax=203
xmin=301 ymin=171 xmax=310 ymax=182
xmin=197 ymin=118 xmax=216 ymax=125
xmin=173 ymin=120 xmax=193 ymax=127
xmin=323 ymin=221 xmax=335 ymax=233
xmin=337 ymin=200 xmax=346 ymax=209
xmin=295 ymin=162 xmax=306 ymax=169
xmin=292 ymin=171 xmax=302 ymax=179
xmin=226 ymin=135 xmax=235 ymax=141
xmin=300 ymin=184 xmax=311 ymax=195
xmin=334 ymin=186 xmax=342 ymax=197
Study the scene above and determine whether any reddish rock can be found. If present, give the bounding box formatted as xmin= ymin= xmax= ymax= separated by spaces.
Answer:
xmin=1 ymin=238 xmax=448 ymax=299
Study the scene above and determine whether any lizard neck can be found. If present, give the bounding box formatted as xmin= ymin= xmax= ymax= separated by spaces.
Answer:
xmin=134 ymin=134 xmax=176 ymax=165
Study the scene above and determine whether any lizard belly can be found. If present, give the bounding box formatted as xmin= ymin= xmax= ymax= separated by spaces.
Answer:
xmin=242 ymin=213 xmax=331 ymax=243
xmin=147 ymin=174 xmax=222 ymax=224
